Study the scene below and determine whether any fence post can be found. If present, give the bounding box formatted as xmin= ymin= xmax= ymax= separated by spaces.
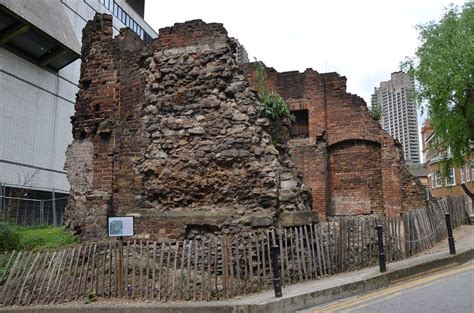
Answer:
xmin=52 ymin=189 xmax=57 ymax=226
xmin=0 ymin=182 xmax=3 ymax=218
xmin=270 ymin=243 xmax=282 ymax=298
xmin=444 ymin=213 xmax=456 ymax=255
xmin=40 ymin=200 xmax=44 ymax=225
xmin=376 ymin=225 xmax=386 ymax=272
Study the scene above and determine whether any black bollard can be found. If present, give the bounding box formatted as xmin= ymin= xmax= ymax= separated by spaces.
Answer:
xmin=270 ymin=244 xmax=283 ymax=298
xmin=445 ymin=213 xmax=456 ymax=254
xmin=376 ymin=225 xmax=386 ymax=272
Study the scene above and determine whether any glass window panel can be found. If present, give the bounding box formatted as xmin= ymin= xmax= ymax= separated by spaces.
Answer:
xmin=446 ymin=168 xmax=455 ymax=186
xmin=471 ymin=161 xmax=474 ymax=180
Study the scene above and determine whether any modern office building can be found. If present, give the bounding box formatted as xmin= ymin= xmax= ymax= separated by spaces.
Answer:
xmin=371 ymin=71 xmax=420 ymax=164
xmin=0 ymin=0 xmax=157 ymax=225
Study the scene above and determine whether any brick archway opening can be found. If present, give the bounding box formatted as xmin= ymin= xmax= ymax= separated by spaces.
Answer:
xmin=327 ymin=139 xmax=383 ymax=217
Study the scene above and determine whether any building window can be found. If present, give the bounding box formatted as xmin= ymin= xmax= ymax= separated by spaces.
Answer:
xmin=466 ymin=163 xmax=471 ymax=182
xmin=461 ymin=167 xmax=465 ymax=183
xmin=434 ymin=171 xmax=442 ymax=188
xmin=446 ymin=168 xmax=455 ymax=186
xmin=289 ymin=110 xmax=309 ymax=139
xmin=99 ymin=0 xmax=153 ymax=43
xmin=471 ymin=161 xmax=474 ymax=181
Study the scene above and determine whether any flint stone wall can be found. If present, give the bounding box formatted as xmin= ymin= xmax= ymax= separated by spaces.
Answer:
xmin=64 ymin=14 xmax=315 ymax=240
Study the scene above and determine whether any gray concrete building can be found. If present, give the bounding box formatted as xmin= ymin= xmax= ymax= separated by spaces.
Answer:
xmin=0 ymin=0 xmax=157 ymax=225
xmin=371 ymin=71 xmax=420 ymax=164
xmin=230 ymin=37 xmax=249 ymax=64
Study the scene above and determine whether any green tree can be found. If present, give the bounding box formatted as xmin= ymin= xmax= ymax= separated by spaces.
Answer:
xmin=402 ymin=3 xmax=473 ymax=167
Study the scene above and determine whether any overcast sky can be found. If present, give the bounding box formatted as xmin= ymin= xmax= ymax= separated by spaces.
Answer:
xmin=144 ymin=0 xmax=465 ymax=106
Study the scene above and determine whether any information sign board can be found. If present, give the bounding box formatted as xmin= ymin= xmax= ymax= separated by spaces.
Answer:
xmin=108 ymin=216 xmax=134 ymax=237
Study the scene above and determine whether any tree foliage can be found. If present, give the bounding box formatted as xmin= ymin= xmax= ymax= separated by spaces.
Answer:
xmin=401 ymin=3 xmax=474 ymax=166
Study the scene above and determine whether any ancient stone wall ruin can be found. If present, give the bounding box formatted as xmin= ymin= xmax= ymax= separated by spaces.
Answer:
xmin=243 ymin=67 xmax=426 ymax=220
xmin=65 ymin=13 xmax=425 ymax=240
xmin=64 ymin=14 xmax=316 ymax=240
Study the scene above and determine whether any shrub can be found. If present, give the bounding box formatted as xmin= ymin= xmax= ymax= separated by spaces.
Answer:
xmin=0 ymin=221 xmax=20 ymax=252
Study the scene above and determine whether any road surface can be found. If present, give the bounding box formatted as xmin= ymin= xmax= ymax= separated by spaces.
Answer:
xmin=300 ymin=262 xmax=474 ymax=313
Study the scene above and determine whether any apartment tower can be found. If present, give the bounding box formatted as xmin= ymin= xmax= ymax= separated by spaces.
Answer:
xmin=371 ymin=71 xmax=420 ymax=163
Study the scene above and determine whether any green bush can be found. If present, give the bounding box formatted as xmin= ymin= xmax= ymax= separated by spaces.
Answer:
xmin=0 ymin=221 xmax=20 ymax=252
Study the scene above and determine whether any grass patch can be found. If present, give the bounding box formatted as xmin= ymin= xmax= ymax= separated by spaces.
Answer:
xmin=0 ymin=222 xmax=79 ymax=252
xmin=17 ymin=226 xmax=79 ymax=251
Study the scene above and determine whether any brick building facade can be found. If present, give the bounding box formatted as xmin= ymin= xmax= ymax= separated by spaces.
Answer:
xmin=421 ymin=121 xmax=474 ymax=199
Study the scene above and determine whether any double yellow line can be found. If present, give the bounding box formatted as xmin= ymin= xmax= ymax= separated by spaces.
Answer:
xmin=313 ymin=262 xmax=474 ymax=312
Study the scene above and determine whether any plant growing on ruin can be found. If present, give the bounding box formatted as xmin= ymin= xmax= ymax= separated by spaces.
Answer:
xmin=254 ymin=60 xmax=295 ymax=123
xmin=254 ymin=60 xmax=295 ymax=143
xmin=97 ymin=117 xmax=117 ymax=132
xmin=368 ymin=103 xmax=382 ymax=121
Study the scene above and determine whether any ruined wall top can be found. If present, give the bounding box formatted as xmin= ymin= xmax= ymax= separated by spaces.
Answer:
xmin=153 ymin=19 xmax=229 ymax=49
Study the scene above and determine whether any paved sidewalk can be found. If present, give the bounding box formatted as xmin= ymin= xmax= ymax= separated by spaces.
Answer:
xmin=1 ymin=226 xmax=473 ymax=313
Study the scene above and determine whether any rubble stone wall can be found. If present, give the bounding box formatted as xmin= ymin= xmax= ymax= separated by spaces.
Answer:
xmin=65 ymin=15 xmax=316 ymax=240
xmin=66 ymin=13 xmax=424 ymax=240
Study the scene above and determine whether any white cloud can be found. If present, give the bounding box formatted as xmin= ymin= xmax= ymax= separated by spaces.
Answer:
xmin=145 ymin=0 xmax=465 ymax=105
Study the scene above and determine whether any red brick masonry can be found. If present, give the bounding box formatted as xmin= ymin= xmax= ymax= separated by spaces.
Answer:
xmin=244 ymin=66 xmax=426 ymax=220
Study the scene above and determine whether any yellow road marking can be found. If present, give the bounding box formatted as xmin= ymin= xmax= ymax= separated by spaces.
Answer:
xmin=345 ymin=291 xmax=402 ymax=312
xmin=313 ymin=263 xmax=474 ymax=313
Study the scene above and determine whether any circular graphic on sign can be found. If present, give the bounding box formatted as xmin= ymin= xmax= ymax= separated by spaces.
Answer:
xmin=109 ymin=220 xmax=124 ymax=236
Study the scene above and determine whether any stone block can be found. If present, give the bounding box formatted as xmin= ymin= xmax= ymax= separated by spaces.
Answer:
xmin=280 ymin=211 xmax=319 ymax=227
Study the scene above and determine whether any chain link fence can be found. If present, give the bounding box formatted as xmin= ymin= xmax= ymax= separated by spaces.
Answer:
xmin=0 ymin=184 xmax=68 ymax=226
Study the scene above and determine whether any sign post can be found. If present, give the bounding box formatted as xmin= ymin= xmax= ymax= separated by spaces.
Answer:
xmin=108 ymin=216 xmax=134 ymax=296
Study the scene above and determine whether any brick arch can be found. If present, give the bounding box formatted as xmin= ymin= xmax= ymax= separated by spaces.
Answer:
xmin=327 ymin=134 xmax=380 ymax=148
xmin=327 ymin=139 xmax=384 ymax=217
